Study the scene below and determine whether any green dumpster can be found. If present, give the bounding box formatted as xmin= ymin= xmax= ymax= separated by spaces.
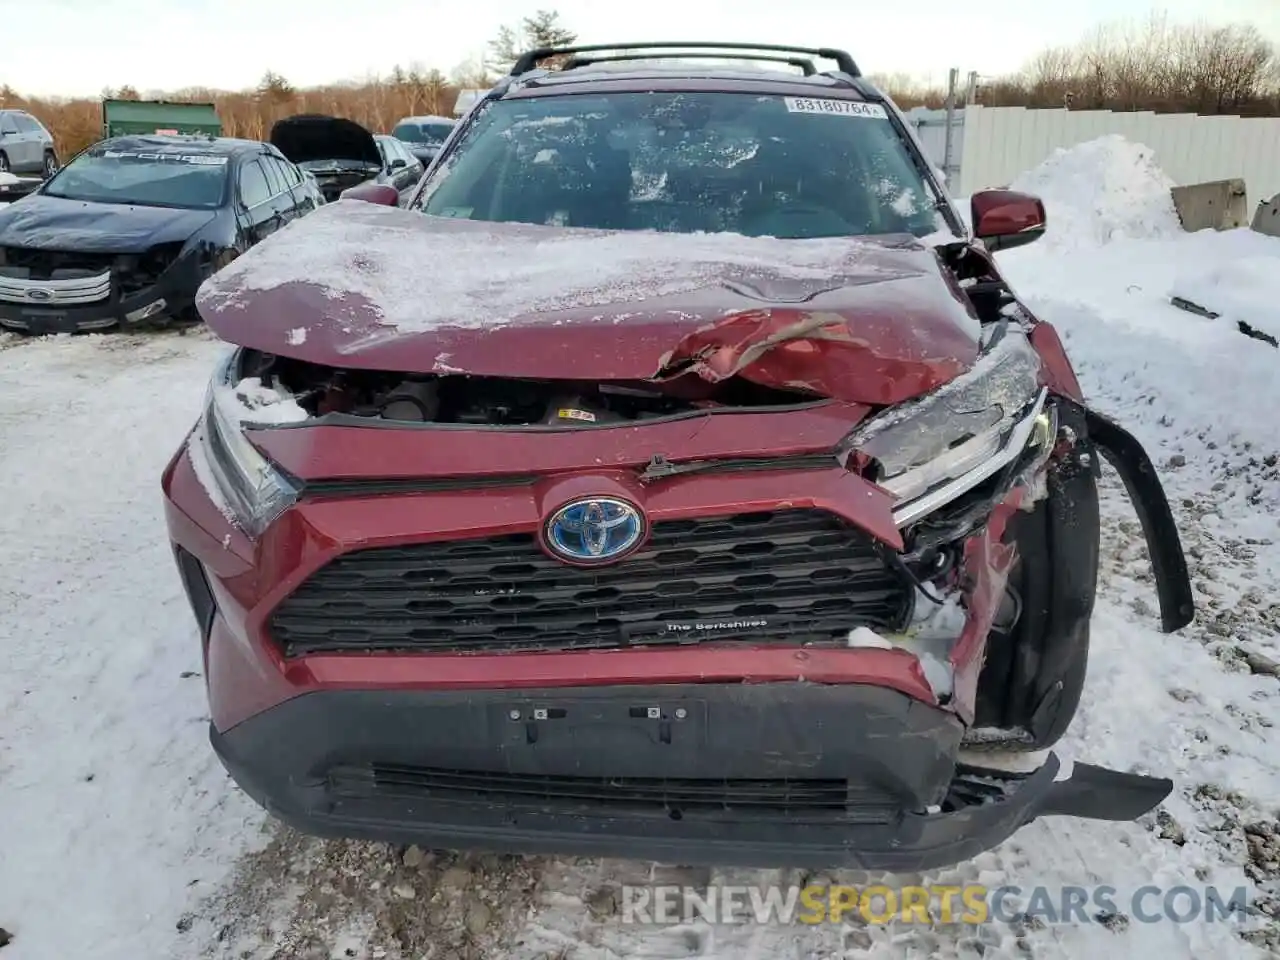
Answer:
xmin=101 ymin=100 xmax=223 ymax=139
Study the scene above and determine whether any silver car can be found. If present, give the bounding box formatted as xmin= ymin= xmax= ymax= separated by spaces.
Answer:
xmin=0 ymin=110 xmax=58 ymax=178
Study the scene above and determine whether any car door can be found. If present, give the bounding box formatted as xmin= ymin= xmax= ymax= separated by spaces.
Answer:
xmin=393 ymin=140 xmax=422 ymax=191
xmin=19 ymin=114 xmax=46 ymax=171
xmin=0 ymin=113 xmax=22 ymax=172
xmin=380 ymin=139 xmax=404 ymax=190
xmin=259 ymin=155 xmax=301 ymax=224
xmin=236 ymin=157 xmax=288 ymax=247
xmin=9 ymin=115 xmax=35 ymax=171
xmin=383 ymin=140 xmax=418 ymax=200
xmin=276 ymin=154 xmax=322 ymax=213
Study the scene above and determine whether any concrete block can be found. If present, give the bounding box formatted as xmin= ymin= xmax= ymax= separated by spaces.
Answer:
xmin=1251 ymin=193 xmax=1280 ymax=237
xmin=1171 ymin=179 xmax=1248 ymax=232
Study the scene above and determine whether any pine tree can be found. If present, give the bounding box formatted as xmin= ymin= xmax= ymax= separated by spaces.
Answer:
xmin=486 ymin=10 xmax=577 ymax=74
xmin=256 ymin=71 xmax=295 ymax=104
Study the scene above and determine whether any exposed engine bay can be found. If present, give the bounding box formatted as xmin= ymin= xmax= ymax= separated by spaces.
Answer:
xmin=236 ymin=349 xmax=816 ymax=426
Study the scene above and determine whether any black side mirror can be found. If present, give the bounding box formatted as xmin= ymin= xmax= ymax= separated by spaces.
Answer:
xmin=390 ymin=158 xmax=406 ymax=170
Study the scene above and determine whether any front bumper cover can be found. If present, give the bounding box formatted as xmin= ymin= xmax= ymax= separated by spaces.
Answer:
xmin=211 ymin=683 xmax=1172 ymax=871
xmin=0 ymin=255 xmax=202 ymax=334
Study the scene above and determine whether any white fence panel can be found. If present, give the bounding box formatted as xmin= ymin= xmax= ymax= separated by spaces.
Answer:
xmin=902 ymin=107 xmax=959 ymax=183
xmin=952 ymin=105 xmax=1280 ymax=204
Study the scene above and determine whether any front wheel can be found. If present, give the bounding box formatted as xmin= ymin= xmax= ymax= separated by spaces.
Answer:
xmin=0 ymin=152 xmax=10 ymax=174
xmin=42 ymin=151 xmax=58 ymax=178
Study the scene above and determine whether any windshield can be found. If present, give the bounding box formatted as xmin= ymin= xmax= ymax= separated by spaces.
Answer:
xmin=42 ymin=147 xmax=229 ymax=209
xmin=394 ymin=122 xmax=454 ymax=145
xmin=416 ymin=92 xmax=952 ymax=239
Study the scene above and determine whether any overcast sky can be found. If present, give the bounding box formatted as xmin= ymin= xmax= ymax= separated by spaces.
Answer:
xmin=4 ymin=0 xmax=1279 ymax=98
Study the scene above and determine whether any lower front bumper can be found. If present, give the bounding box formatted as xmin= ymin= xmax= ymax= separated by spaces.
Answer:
xmin=210 ymin=683 xmax=1172 ymax=871
xmin=0 ymin=291 xmax=181 ymax=333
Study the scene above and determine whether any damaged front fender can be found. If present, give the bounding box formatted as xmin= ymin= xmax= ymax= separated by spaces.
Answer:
xmin=1083 ymin=407 xmax=1195 ymax=633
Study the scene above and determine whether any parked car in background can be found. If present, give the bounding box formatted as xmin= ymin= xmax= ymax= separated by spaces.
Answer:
xmin=0 ymin=109 xmax=58 ymax=178
xmin=374 ymin=135 xmax=425 ymax=200
xmin=0 ymin=134 xmax=323 ymax=334
xmin=390 ymin=114 xmax=456 ymax=167
xmin=271 ymin=114 xmax=386 ymax=203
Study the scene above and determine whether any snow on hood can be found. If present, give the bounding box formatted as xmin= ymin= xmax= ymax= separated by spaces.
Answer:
xmin=217 ymin=376 xmax=309 ymax=424
xmin=197 ymin=201 xmax=984 ymax=404
xmin=1009 ymin=135 xmax=1182 ymax=248
xmin=200 ymin=200 xmax=907 ymax=332
xmin=269 ymin=114 xmax=381 ymax=168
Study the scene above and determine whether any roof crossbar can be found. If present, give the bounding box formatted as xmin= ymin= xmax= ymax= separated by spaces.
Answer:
xmin=511 ymin=42 xmax=859 ymax=78
xmin=561 ymin=52 xmax=817 ymax=75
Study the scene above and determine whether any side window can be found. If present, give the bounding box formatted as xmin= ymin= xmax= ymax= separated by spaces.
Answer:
xmin=277 ymin=156 xmax=302 ymax=187
xmin=260 ymin=156 xmax=287 ymax=197
xmin=238 ymin=160 xmax=272 ymax=208
xmin=0 ymin=114 xmax=17 ymax=135
xmin=14 ymin=115 xmax=36 ymax=132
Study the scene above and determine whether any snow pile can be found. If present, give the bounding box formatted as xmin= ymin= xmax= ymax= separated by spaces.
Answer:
xmin=0 ymin=171 xmax=18 ymax=185
xmin=197 ymin=199 xmax=910 ymax=333
xmin=997 ymin=139 xmax=1280 ymax=517
xmin=1170 ymin=256 xmax=1280 ymax=341
xmin=217 ymin=376 xmax=309 ymax=424
xmin=1009 ymin=135 xmax=1182 ymax=247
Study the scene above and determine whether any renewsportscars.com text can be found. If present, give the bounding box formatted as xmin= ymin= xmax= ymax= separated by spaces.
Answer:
xmin=621 ymin=884 xmax=1251 ymax=926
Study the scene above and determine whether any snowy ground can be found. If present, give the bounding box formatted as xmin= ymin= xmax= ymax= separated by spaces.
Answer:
xmin=2 ymin=138 xmax=1279 ymax=959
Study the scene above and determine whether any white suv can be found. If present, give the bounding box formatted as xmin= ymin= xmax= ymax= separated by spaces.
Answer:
xmin=0 ymin=110 xmax=58 ymax=178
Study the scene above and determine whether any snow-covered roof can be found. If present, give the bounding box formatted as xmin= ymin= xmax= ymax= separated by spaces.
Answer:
xmin=452 ymin=89 xmax=488 ymax=116
xmin=396 ymin=114 xmax=455 ymax=126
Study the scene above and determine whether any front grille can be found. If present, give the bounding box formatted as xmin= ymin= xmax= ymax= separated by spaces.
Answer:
xmin=269 ymin=509 xmax=912 ymax=657
xmin=0 ymin=246 xmax=119 ymax=279
xmin=327 ymin=764 xmax=900 ymax=823
xmin=0 ymin=271 xmax=112 ymax=305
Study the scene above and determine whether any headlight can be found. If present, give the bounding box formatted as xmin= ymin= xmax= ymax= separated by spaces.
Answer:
xmin=192 ymin=350 xmax=300 ymax=535
xmin=848 ymin=326 xmax=1052 ymax=527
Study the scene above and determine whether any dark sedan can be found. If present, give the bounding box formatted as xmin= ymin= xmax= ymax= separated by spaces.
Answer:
xmin=0 ymin=134 xmax=324 ymax=334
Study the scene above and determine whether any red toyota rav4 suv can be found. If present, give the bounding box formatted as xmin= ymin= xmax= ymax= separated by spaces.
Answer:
xmin=162 ymin=43 xmax=1194 ymax=870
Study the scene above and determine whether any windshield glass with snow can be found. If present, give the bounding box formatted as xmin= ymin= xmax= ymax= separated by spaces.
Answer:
xmin=394 ymin=122 xmax=454 ymax=145
xmin=417 ymin=92 xmax=949 ymax=239
xmin=42 ymin=148 xmax=230 ymax=209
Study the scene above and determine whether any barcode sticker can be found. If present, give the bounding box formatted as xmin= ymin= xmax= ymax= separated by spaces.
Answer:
xmin=783 ymin=98 xmax=888 ymax=119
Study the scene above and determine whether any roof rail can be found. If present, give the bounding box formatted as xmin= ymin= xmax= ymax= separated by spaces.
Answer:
xmin=562 ymin=51 xmax=816 ymax=75
xmin=510 ymin=42 xmax=859 ymax=78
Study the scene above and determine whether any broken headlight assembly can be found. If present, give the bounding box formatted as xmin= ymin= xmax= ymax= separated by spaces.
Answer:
xmin=192 ymin=350 xmax=300 ymax=535
xmin=847 ymin=325 xmax=1055 ymax=527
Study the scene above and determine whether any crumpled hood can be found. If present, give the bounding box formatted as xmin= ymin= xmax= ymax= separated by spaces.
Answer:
xmin=197 ymin=202 xmax=982 ymax=406
xmin=0 ymin=193 xmax=215 ymax=253
xmin=269 ymin=114 xmax=382 ymax=168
